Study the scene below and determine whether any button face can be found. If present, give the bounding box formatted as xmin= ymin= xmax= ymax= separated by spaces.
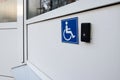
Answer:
xmin=81 ymin=23 xmax=91 ymax=43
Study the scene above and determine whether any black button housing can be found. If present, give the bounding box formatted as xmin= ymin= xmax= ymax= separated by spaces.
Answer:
xmin=81 ymin=23 xmax=91 ymax=43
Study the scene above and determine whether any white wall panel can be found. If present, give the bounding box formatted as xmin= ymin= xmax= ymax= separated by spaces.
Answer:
xmin=28 ymin=4 xmax=120 ymax=80
xmin=0 ymin=29 xmax=22 ymax=76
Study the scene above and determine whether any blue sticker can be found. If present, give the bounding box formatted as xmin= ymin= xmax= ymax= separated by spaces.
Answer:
xmin=61 ymin=17 xmax=79 ymax=44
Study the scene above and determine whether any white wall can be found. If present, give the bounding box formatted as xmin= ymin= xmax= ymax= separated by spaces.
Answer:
xmin=0 ymin=29 xmax=19 ymax=76
xmin=27 ymin=4 xmax=120 ymax=80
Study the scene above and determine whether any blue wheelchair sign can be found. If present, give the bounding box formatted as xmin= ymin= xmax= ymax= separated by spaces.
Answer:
xmin=61 ymin=17 xmax=79 ymax=44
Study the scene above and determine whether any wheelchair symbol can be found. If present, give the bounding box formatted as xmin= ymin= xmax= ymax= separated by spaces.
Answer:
xmin=63 ymin=21 xmax=75 ymax=41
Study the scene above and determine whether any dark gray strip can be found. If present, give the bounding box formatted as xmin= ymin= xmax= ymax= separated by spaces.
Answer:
xmin=0 ymin=75 xmax=14 ymax=78
xmin=12 ymin=64 xmax=27 ymax=69
xmin=25 ymin=25 xmax=28 ymax=61
xmin=22 ymin=0 xmax=25 ymax=63
xmin=0 ymin=28 xmax=17 ymax=30
xmin=27 ymin=1 xmax=120 ymax=25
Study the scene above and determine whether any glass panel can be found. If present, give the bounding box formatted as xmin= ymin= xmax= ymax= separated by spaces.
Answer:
xmin=0 ymin=0 xmax=17 ymax=22
xmin=51 ymin=0 xmax=59 ymax=9
xmin=27 ymin=0 xmax=40 ymax=19
xmin=27 ymin=0 xmax=76 ymax=19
